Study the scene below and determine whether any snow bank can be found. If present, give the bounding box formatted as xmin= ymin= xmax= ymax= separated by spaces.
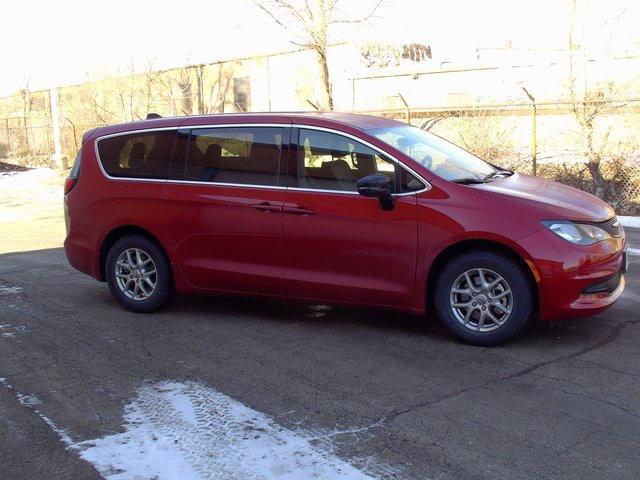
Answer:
xmin=619 ymin=216 xmax=640 ymax=229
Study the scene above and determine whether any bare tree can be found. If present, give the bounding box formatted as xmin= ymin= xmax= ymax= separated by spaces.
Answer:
xmin=156 ymin=65 xmax=194 ymax=116
xmin=567 ymin=0 xmax=629 ymax=198
xmin=252 ymin=0 xmax=383 ymax=110
xmin=141 ymin=59 xmax=163 ymax=118
xmin=209 ymin=64 xmax=237 ymax=113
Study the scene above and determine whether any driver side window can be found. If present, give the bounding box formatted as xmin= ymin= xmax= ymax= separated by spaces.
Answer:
xmin=297 ymin=129 xmax=397 ymax=192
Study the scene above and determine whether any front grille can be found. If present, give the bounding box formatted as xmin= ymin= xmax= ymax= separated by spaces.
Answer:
xmin=587 ymin=216 xmax=624 ymax=238
xmin=583 ymin=271 xmax=623 ymax=294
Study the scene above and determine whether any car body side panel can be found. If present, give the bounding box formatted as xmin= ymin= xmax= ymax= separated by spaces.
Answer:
xmin=282 ymin=190 xmax=418 ymax=308
xmin=413 ymin=180 xmax=545 ymax=312
xmin=63 ymin=141 xmax=175 ymax=282
xmin=162 ymin=183 xmax=286 ymax=296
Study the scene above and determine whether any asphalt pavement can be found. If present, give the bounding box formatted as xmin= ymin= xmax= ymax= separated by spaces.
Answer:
xmin=0 ymin=230 xmax=639 ymax=479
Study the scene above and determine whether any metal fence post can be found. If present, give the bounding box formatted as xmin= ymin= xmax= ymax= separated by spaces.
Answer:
xmin=3 ymin=118 xmax=9 ymax=152
xmin=397 ymin=92 xmax=411 ymax=125
xmin=67 ymin=118 xmax=78 ymax=157
xmin=531 ymin=102 xmax=537 ymax=176
xmin=521 ymin=86 xmax=537 ymax=176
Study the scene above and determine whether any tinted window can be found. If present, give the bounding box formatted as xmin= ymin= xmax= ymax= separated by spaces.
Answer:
xmin=186 ymin=127 xmax=283 ymax=186
xmin=97 ymin=130 xmax=176 ymax=179
xmin=168 ymin=130 xmax=189 ymax=180
xmin=298 ymin=129 xmax=400 ymax=192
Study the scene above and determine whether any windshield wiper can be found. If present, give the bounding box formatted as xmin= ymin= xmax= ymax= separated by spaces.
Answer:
xmin=450 ymin=177 xmax=486 ymax=184
xmin=482 ymin=170 xmax=499 ymax=181
xmin=483 ymin=169 xmax=514 ymax=181
xmin=452 ymin=168 xmax=514 ymax=184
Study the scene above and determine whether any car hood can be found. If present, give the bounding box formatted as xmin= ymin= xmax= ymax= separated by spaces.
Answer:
xmin=474 ymin=173 xmax=614 ymax=222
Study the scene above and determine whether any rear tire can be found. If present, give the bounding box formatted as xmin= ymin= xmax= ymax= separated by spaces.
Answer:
xmin=434 ymin=251 xmax=532 ymax=346
xmin=105 ymin=235 xmax=173 ymax=313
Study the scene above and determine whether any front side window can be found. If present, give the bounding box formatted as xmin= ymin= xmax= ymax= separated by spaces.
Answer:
xmin=367 ymin=125 xmax=496 ymax=183
xmin=186 ymin=127 xmax=283 ymax=186
xmin=97 ymin=131 xmax=176 ymax=179
xmin=298 ymin=129 xmax=423 ymax=193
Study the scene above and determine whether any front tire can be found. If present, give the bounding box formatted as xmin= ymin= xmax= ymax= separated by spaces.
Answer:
xmin=434 ymin=251 xmax=533 ymax=346
xmin=105 ymin=235 xmax=173 ymax=313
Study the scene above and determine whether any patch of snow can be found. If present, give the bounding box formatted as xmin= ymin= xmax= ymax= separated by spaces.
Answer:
xmin=0 ymin=378 xmax=396 ymax=479
xmin=37 ymin=413 xmax=75 ymax=446
xmin=73 ymin=381 xmax=395 ymax=480
xmin=17 ymin=393 xmax=41 ymax=407
xmin=0 ymin=167 xmax=58 ymax=184
xmin=0 ymin=283 xmax=23 ymax=295
xmin=0 ymin=210 xmax=32 ymax=222
xmin=0 ymin=323 xmax=27 ymax=337
xmin=619 ymin=216 xmax=640 ymax=229
xmin=0 ymin=377 xmax=73 ymax=445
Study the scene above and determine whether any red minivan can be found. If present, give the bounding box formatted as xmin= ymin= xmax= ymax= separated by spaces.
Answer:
xmin=64 ymin=113 xmax=628 ymax=345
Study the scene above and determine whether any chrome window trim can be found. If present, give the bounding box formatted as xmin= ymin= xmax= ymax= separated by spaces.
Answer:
xmin=166 ymin=179 xmax=287 ymax=190
xmin=94 ymin=126 xmax=179 ymax=184
xmin=187 ymin=123 xmax=292 ymax=129
xmin=93 ymin=124 xmax=289 ymax=186
xmin=92 ymin=122 xmax=432 ymax=196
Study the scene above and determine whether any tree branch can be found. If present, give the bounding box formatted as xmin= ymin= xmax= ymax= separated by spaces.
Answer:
xmin=329 ymin=0 xmax=383 ymax=24
xmin=251 ymin=0 xmax=308 ymax=41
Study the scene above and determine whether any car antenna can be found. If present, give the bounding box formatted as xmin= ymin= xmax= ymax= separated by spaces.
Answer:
xmin=146 ymin=113 xmax=162 ymax=119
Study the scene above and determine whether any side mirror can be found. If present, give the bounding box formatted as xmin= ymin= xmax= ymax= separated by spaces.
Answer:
xmin=357 ymin=173 xmax=395 ymax=211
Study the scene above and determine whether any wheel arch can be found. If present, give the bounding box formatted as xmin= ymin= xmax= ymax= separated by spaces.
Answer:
xmin=425 ymin=238 xmax=539 ymax=316
xmin=98 ymin=225 xmax=172 ymax=282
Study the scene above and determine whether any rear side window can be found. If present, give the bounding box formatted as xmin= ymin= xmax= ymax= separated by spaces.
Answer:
xmin=186 ymin=127 xmax=283 ymax=186
xmin=97 ymin=130 xmax=176 ymax=179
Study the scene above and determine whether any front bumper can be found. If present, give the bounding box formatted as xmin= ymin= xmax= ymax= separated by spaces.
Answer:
xmin=520 ymin=228 xmax=627 ymax=321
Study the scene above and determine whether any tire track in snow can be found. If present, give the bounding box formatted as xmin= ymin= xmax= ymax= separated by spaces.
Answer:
xmin=73 ymin=381 xmax=399 ymax=480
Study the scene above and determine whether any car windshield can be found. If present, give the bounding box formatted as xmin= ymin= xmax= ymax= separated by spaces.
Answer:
xmin=367 ymin=125 xmax=496 ymax=182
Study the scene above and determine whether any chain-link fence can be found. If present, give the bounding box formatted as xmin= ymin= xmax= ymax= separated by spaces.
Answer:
xmin=2 ymin=101 xmax=639 ymax=214
xmin=368 ymin=102 xmax=640 ymax=214
xmin=0 ymin=118 xmax=101 ymax=167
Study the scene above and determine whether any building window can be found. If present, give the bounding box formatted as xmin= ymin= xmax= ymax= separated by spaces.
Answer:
xmin=233 ymin=77 xmax=251 ymax=112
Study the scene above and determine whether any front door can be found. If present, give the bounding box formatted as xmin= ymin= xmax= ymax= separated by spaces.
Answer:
xmin=283 ymin=127 xmax=422 ymax=308
xmin=163 ymin=125 xmax=289 ymax=295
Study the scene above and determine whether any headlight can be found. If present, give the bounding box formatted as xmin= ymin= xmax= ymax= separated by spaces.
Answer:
xmin=541 ymin=220 xmax=610 ymax=245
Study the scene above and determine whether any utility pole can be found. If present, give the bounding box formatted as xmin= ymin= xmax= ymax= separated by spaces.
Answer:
xmin=49 ymin=84 xmax=67 ymax=170
xmin=521 ymin=86 xmax=537 ymax=176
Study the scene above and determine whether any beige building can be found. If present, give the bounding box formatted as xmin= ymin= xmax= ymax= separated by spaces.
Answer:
xmin=1 ymin=41 xmax=639 ymax=164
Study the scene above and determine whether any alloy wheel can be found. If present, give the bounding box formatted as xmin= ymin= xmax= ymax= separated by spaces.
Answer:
xmin=114 ymin=248 xmax=157 ymax=301
xmin=449 ymin=268 xmax=513 ymax=332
